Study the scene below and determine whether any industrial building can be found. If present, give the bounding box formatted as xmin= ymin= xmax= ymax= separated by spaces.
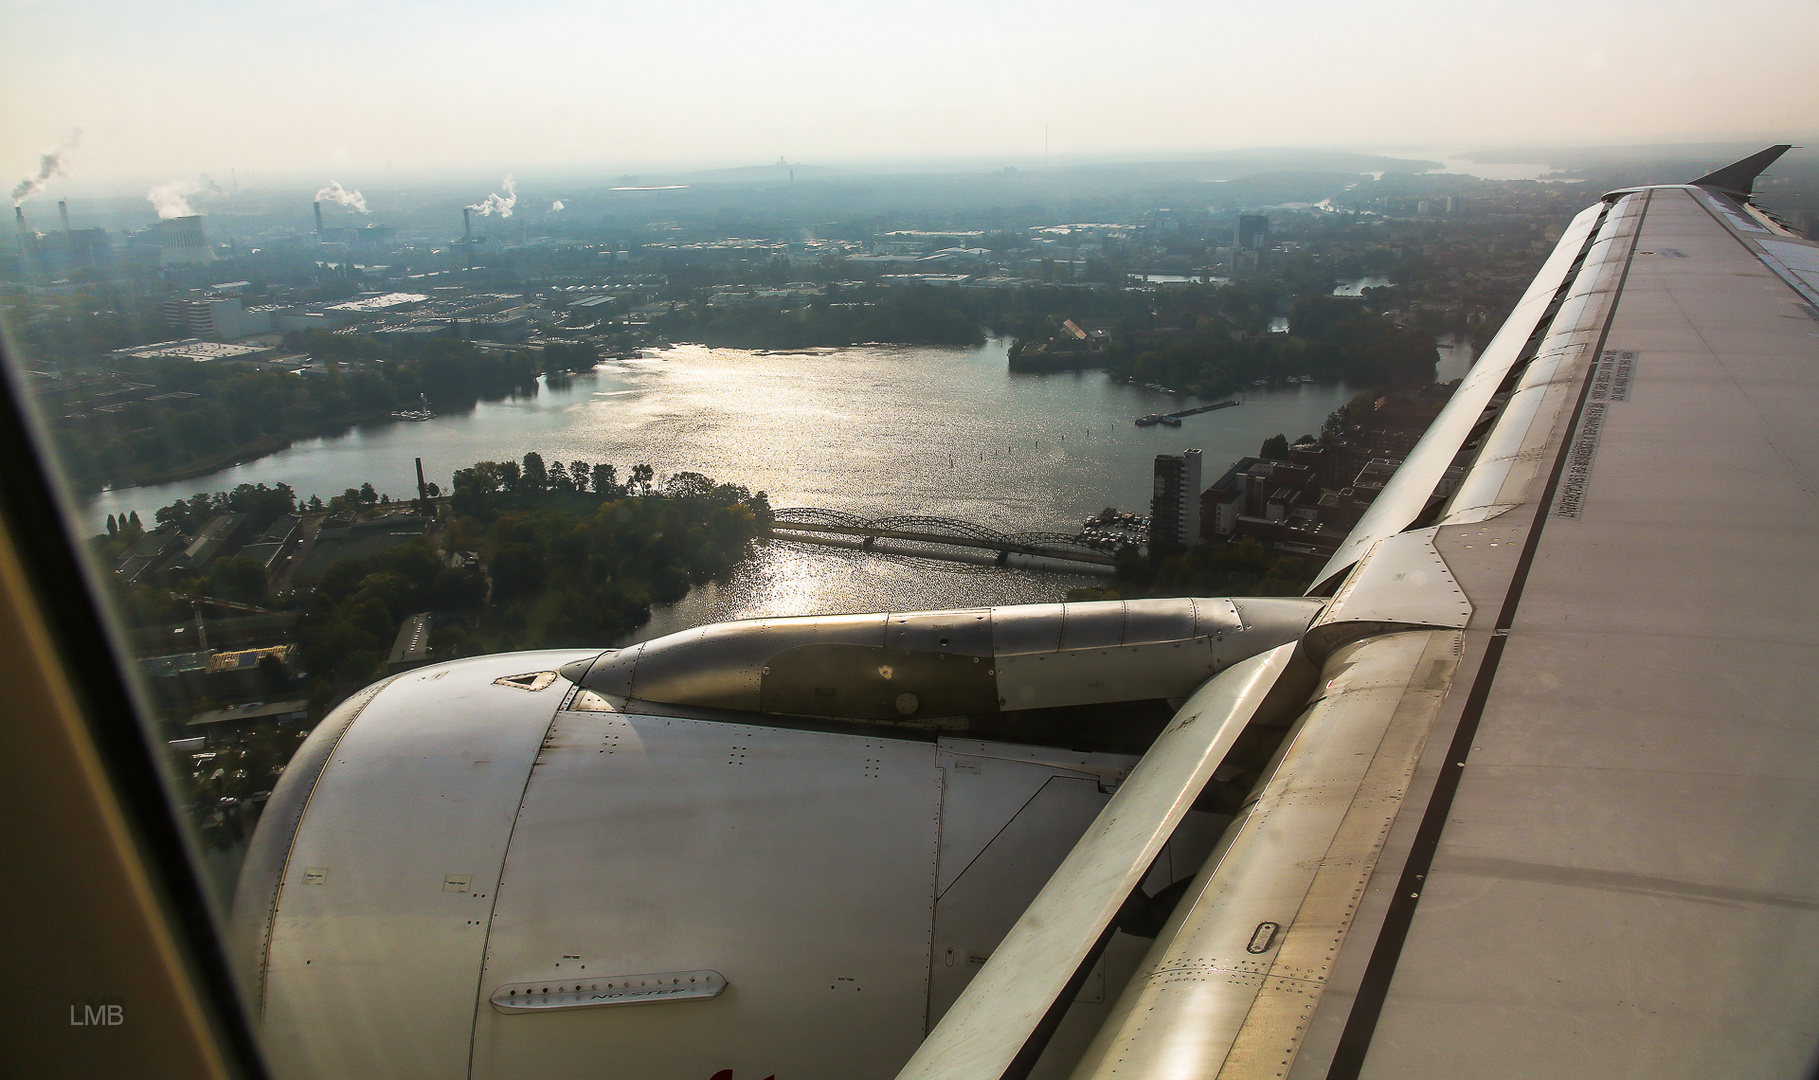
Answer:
xmin=11 ymin=202 xmax=113 ymax=276
xmin=105 ymin=339 xmax=276 ymax=364
xmin=164 ymin=292 xmax=272 ymax=340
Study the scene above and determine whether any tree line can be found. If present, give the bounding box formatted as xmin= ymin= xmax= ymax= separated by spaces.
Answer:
xmin=1101 ymin=292 xmax=1438 ymax=394
xmin=303 ymin=453 xmax=766 ymax=706
xmin=51 ymin=333 xmax=598 ymax=494
xmin=91 ymin=458 xmax=767 ymax=719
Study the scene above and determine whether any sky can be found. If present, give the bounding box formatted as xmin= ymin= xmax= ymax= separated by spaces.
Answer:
xmin=2 ymin=0 xmax=1817 ymax=197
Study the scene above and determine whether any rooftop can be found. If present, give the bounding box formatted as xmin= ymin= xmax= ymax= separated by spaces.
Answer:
xmin=106 ymin=339 xmax=271 ymax=363
xmin=321 ymin=292 xmax=430 ymax=314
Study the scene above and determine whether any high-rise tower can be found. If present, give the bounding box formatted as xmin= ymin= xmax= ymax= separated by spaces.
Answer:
xmin=1150 ymin=448 xmax=1203 ymax=550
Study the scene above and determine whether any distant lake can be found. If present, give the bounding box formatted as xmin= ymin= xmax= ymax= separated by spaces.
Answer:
xmin=82 ymin=339 xmax=1368 ymax=625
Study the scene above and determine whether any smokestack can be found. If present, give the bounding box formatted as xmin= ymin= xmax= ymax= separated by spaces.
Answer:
xmin=415 ymin=457 xmax=429 ymax=509
xmin=15 ymin=208 xmax=31 ymax=275
xmin=58 ymin=199 xmax=70 ymax=233
xmin=314 ymin=200 xmax=323 ymax=235
xmin=463 ymin=207 xmax=473 ymax=243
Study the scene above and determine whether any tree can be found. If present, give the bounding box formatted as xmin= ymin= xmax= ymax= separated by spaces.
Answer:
xmin=224 ymin=482 xmax=297 ymax=531
xmin=204 ymin=557 xmax=268 ymax=605
xmin=155 ymin=492 xmax=216 ymax=535
xmin=549 ymin=461 xmax=572 ymax=493
xmin=489 ymin=543 xmax=545 ymax=602
xmin=630 ymin=463 xmax=654 ymax=496
xmin=663 ymin=471 xmax=717 ymax=501
xmin=569 ymin=461 xmax=590 ymax=493
xmin=106 ymin=514 xmax=118 ymax=536
xmin=521 ymin=452 xmax=547 ymax=493
xmin=542 ymin=341 xmax=601 ymax=375
xmin=592 ymin=463 xmax=619 ymax=497
xmin=450 ymin=467 xmax=498 ymax=520
xmin=1260 ymin=433 xmax=1289 ymax=460
xmin=257 ymin=653 xmax=289 ymax=693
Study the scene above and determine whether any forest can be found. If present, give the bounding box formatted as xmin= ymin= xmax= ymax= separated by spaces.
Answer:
xmin=49 ymin=333 xmax=569 ymax=493
xmin=1096 ymin=289 xmax=1440 ymax=394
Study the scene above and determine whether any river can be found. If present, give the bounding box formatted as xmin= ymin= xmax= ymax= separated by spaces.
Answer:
xmin=86 ymin=339 xmax=1372 ymax=532
xmin=82 ymin=338 xmax=1474 ymax=634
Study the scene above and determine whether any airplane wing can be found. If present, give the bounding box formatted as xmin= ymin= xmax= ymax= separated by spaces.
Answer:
xmin=1286 ymin=147 xmax=1819 ymax=1080
xmin=907 ymin=146 xmax=1819 ymax=1079
xmin=222 ymin=149 xmax=1819 ymax=1080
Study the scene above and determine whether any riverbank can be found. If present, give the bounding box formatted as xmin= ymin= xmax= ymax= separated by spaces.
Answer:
xmin=51 ymin=334 xmax=541 ymax=496
xmin=98 ymin=433 xmax=298 ymax=492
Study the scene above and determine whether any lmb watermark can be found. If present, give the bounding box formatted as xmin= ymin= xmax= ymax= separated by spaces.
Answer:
xmin=69 ymin=1002 xmax=124 ymax=1026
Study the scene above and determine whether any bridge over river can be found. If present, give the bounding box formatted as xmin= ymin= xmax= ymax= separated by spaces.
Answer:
xmin=765 ymin=508 xmax=1119 ymax=569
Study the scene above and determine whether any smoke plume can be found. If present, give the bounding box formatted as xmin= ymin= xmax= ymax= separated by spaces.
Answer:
xmin=11 ymin=131 xmax=81 ymax=207
xmin=315 ymin=181 xmax=368 ymax=213
xmin=468 ymin=175 xmax=517 ymax=218
xmin=147 ymin=178 xmax=201 ymax=220
xmin=550 ymin=198 xmax=565 ymax=212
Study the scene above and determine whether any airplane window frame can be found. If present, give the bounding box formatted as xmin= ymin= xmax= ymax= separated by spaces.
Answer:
xmin=0 ymin=334 xmax=270 ymax=1079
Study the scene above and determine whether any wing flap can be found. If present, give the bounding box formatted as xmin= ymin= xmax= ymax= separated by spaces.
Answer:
xmin=1066 ymin=629 xmax=1465 ymax=1080
xmin=893 ymin=643 xmax=1301 ymax=1080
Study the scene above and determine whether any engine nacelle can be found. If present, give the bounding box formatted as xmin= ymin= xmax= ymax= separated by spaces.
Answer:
xmin=234 ymin=600 xmax=1321 ymax=1080
xmin=561 ymin=597 xmax=1323 ymax=721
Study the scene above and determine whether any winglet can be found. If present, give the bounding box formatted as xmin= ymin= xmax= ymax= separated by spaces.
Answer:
xmin=1690 ymin=145 xmax=1792 ymax=197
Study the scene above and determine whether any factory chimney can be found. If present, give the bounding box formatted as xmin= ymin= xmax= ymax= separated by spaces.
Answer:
xmin=314 ymin=200 xmax=324 ymax=235
xmin=415 ymin=457 xmax=429 ymax=511
xmin=462 ymin=207 xmax=473 ymax=244
xmin=58 ymin=200 xmax=71 ymax=234
xmin=14 ymin=208 xmax=31 ymax=274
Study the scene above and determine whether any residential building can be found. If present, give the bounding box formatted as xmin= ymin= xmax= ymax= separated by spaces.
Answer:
xmin=1149 ymin=448 xmax=1202 ymax=550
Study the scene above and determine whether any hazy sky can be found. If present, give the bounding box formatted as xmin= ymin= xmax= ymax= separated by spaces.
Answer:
xmin=3 ymin=0 xmax=1816 ymax=193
